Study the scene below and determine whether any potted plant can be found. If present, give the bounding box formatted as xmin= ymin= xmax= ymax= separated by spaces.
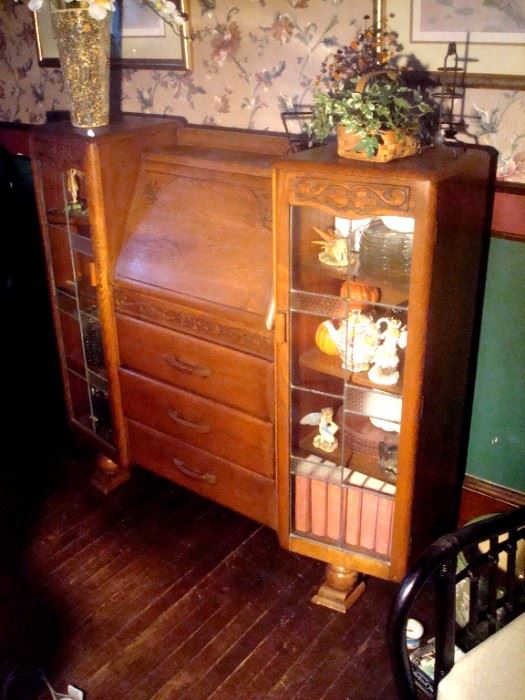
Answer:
xmin=309 ymin=23 xmax=433 ymax=162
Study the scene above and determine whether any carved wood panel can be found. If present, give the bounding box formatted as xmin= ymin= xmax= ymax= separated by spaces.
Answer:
xmin=293 ymin=178 xmax=410 ymax=216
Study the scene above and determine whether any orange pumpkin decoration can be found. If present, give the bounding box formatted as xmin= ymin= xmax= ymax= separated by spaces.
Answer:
xmin=339 ymin=279 xmax=381 ymax=310
xmin=315 ymin=320 xmax=339 ymax=356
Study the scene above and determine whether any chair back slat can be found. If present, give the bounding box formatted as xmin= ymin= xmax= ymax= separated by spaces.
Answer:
xmin=434 ymin=558 xmax=457 ymax=690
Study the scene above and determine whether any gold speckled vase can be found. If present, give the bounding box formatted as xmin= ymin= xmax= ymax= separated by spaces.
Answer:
xmin=51 ymin=9 xmax=111 ymax=128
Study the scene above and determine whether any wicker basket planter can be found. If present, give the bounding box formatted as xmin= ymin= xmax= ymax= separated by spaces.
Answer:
xmin=336 ymin=125 xmax=418 ymax=162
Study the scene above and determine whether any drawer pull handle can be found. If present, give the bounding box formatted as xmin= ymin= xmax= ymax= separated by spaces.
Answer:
xmin=173 ymin=458 xmax=216 ymax=484
xmin=167 ymin=409 xmax=211 ymax=434
xmin=163 ymin=354 xmax=211 ymax=378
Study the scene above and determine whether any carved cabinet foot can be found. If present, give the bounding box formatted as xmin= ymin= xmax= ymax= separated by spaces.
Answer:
xmin=311 ymin=564 xmax=366 ymax=613
xmin=90 ymin=454 xmax=130 ymax=494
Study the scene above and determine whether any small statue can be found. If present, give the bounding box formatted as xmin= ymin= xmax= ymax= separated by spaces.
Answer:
xmin=312 ymin=226 xmax=352 ymax=267
xmin=300 ymin=407 xmax=339 ymax=453
xmin=66 ymin=168 xmax=83 ymax=210
xmin=368 ymin=317 xmax=407 ymax=386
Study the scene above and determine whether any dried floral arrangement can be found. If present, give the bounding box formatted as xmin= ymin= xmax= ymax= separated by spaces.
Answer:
xmin=309 ymin=17 xmax=433 ymax=158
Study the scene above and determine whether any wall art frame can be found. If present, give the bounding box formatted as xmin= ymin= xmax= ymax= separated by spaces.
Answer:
xmin=411 ymin=0 xmax=525 ymax=44
xmin=33 ymin=0 xmax=192 ymax=70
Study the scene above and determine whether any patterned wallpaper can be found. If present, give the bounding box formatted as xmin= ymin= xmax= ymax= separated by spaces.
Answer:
xmin=1 ymin=0 xmax=524 ymax=181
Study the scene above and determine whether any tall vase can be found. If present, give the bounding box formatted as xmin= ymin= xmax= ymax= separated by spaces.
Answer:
xmin=51 ymin=9 xmax=111 ymax=129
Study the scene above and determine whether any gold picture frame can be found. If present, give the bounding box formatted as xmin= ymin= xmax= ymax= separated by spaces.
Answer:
xmin=33 ymin=0 xmax=192 ymax=70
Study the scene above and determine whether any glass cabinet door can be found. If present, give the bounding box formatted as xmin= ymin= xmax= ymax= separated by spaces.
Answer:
xmin=288 ymin=204 xmax=414 ymax=560
xmin=45 ymin=166 xmax=114 ymax=445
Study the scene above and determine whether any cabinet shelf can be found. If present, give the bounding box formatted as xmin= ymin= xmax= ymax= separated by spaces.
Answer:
xmin=299 ymin=346 xmax=403 ymax=396
xmin=294 ymin=255 xmax=410 ymax=307
xmin=296 ymin=433 xmax=397 ymax=485
xmin=47 ymin=207 xmax=90 ymax=236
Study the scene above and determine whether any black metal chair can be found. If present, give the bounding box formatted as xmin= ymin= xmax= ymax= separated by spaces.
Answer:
xmin=388 ymin=505 xmax=525 ymax=699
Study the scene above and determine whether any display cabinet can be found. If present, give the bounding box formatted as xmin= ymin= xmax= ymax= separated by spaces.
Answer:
xmin=30 ymin=117 xmax=179 ymax=490
xmin=274 ymin=143 xmax=496 ymax=611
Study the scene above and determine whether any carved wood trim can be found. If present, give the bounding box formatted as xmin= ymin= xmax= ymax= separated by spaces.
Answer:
xmin=293 ymin=178 xmax=410 ymax=215
xmin=113 ymin=288 xmax=274 ymax=359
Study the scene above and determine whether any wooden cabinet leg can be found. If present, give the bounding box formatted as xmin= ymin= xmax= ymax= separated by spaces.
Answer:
xmin=311 ymin=564 xmax=366 ymax=613
xmin=90 ymin=453 xmax=130 ymax=494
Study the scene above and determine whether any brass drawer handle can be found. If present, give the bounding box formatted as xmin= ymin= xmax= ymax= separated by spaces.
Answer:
xmin=162 ymin=354 xmax=211 ymax=378
xmin=173 ymin=458 xmax=216 ymax=484
xmin=167 ymin=409 xmax=211 ymax=434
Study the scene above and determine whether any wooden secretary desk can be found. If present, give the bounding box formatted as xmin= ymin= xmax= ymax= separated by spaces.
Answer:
xmin=30 ymin=117 xmax=495 ymax=610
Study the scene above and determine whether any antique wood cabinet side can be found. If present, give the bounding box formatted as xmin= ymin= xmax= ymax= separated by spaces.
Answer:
xmin=29 ymin=118 xmax=180 ymax=490
xmin=273 ymin=143 xmax=496 ymax=611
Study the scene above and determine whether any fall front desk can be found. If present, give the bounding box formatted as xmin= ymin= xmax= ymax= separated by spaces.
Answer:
xmin=30 ymin=117 xmax=495 ymax=610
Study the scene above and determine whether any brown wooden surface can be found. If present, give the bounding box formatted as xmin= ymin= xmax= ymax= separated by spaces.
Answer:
xmin=127 ymin=419 xmax=277 ymax=529
xmin=115 ymin=151 xmax=274 ymax=320
xmin=116 ymin=314 xmax=274 ymax=420
xmin=0 ymin=452 xmax=399 ymax=699
xmin=120 ymin=369 xmax=274 ymax=478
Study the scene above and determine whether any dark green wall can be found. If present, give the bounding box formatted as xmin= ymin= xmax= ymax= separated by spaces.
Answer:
xmin=466 ymin=237 xmax=525 ymax=493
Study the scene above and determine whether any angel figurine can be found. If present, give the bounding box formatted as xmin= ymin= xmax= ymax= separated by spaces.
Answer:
xmin=301 ymin=407 xmax=339 ymax=453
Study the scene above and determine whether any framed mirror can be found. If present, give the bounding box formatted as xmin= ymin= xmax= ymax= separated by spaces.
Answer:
xmin=33 ymin=0 xmax=192 ymax=70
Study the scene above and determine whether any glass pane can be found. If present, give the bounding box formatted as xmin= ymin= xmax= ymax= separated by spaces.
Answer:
xmin=72 ymin=251 xmax=98 ymax=314
xmin=80 ymin=313 xmax=106 ymax=375
xmin=59 ymin=310 xmax=85 ymax=374
xmin=48 ymin=225 xmax=75 ymax=295
xmin=288 ymin=206 xmax=413 ymax=559
xmin=67 ymin=370 xmax=92 ymax=426
xmin=89 ymin=385 xmax=113 ymax=443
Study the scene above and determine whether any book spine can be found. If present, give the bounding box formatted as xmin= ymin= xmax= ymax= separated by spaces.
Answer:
xmin=374 ymin=495 xmax=394 ymax=555
xmin=360 ymin=490 xmax=380 ymax=550
xmin=310 ymin=466 xmax=329 ymax=537
xmin=326 ymin=481 xmax=345 ymax=540
xmin=294 ymin=473 xmax=311 ymax=532
xmin=344 ymin=485 xmax=362 ymax=545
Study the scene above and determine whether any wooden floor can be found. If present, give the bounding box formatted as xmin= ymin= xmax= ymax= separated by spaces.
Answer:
xmin=0 ymin=449 xmax=400 ymax=700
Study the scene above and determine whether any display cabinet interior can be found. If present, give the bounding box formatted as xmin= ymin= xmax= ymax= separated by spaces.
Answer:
xmin=274 ymin=144 xmax=496 ymax=611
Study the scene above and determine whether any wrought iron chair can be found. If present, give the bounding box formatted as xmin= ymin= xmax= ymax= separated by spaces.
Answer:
xmin=388 ymin=505 xmax=525 ymax=699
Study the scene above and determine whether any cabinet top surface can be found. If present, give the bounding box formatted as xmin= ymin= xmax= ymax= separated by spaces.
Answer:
xmin=143 ymin=146 xmax=277 ymax=178
xmin=30 ymin=115 xmax=181 ymax=145
xmin=275 ymin=142 xmax=496 ymax=183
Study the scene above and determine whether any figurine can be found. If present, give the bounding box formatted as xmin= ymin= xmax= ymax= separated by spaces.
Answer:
xmin=300 ymin=407 xmax=339 ymax=453
xmin=368 ymin=317 xmax=407 ymax=386
xmin=66 ymin=168 xmax=83 ymax=210
xmin=312 ymin=226 xmax=352 ymax=267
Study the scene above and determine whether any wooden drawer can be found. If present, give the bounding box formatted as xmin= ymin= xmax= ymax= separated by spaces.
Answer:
xmin=120 ymin=369 xmax=274 ymax=478
xmin=127 ymin=419 xmax=277 ymax=529
xmin=116 ymin=314 xmax=273 ymax=420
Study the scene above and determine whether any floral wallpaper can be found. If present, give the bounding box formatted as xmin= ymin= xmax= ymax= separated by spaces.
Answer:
xmin=1 ymin=0 xmax=524 ymax=181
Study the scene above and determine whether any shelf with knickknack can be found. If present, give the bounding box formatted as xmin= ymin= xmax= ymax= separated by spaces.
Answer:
xmin=30 ymin=117 xmax=181 ymax=490
xmin=274 ymin=142 xmax=497 ymax=612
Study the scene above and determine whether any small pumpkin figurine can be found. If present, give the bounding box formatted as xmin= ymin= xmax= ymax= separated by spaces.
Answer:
xmin=315 ymin=320 xmax=339 ymax=356
xmin=339 ymin=278 xmax=381 ymax=311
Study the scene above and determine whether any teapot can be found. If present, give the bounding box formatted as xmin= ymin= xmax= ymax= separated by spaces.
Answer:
xmin=322 ymin=311 xmax=379 ymax=373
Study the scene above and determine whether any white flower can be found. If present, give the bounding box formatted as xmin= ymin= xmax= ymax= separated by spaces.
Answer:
xmin=27 ymin=0 xmax=44 ymax=10
xmin=87 ymin=0 xmax=115 ymax=21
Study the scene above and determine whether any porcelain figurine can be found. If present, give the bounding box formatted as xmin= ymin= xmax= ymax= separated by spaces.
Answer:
xmin=300 ymin=407 xmax=339 ymax=453
xmin=368 ymin=317 xmax=407 ymax=386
